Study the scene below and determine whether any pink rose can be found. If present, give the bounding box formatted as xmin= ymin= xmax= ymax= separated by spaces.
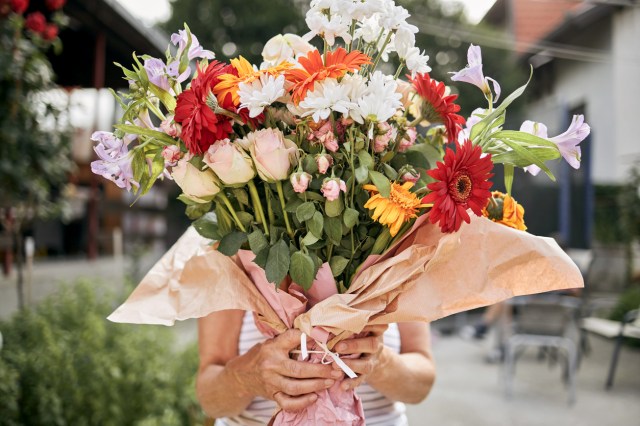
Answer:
xmin=401 ymin=171 xmax=419 ymax=184
xmin=162 ymin=145 xmax=181 ymax=165
xmin=316 ymin=154 xmax=333 ymax=174
xmin=321 ymin=178 xmax=347 ymax=201
xmin=398 ymin=127 xmax=417 ymax=152
xmin=238 ymin=128 xmax=299 ymax=182
xmin=374 ymin=122 xmax=394 ymax=153
xmin=320 ymin=131 xmax=339 ymax=152
xmin=172 ymin=158 xmax=220 ymax=203
xmin=204 ymin=139 xmax=256 ymax=185
xmin=290 ymin=171 xmax=312 ymax=193
xmin=160 ymin=114 xmax=181 ymax=138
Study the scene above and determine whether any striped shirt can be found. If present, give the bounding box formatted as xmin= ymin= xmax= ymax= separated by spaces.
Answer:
xmin=217 ymin=312 xmax=407 ymax=426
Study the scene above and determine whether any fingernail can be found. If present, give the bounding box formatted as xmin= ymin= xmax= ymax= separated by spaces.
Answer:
xmin=336 ymin=343 xmax=346 ymax=352
xmin=331 ymin=370 xmax=343 ymax=379
xmin=310 ymin=393 xmax=318 ymax=401
xmin=325 ymin=379 xmax=335 ymax=387
xmin=341 ymin=382 xmax=349 ymax=391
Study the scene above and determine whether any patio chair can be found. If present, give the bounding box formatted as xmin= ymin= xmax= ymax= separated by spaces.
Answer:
xmin=581 ymin=306 xmax=640 ymax=389
xmin=503 ymin=295 xmax=581 ymax=404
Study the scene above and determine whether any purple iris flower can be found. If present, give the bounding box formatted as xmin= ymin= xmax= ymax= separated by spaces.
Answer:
xmin=171 ymin=30 xmax=215 ymax=61
xmin=521 ymin=115 xmax=590 ymax=175
xmin=144 ymin=57 xmax=172 ymax=92
xmin=451 ymin=44 xmax=501 ymax=103
xmin=90 ymin=131 xmax=138 ymax=191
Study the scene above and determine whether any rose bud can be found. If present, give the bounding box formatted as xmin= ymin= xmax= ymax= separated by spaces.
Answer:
xmin=398 ymin=127 xmax=417 ymax=153
xmin=237 ymin=128 xmax=298 ymax=182
xmin=204 ymin=139 xmax=256 ymax=186
xmin=161 ymin=145 xmax=181 ymax=165
xmin=171 ymin=158 xmax=220 ymax=203
xmin=316 ymin=153 xmax=333 ymax=174
xmin=290 ymin=171 xmax=312 ymax=193
xmin=321 ymin=178 xmax=347 ymax=201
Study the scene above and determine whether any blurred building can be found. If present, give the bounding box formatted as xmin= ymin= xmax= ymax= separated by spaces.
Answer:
xmin=484 ymin=0 xmax=640 ymax=289
xmin=33 ymin=0 xmax=177 ymax=261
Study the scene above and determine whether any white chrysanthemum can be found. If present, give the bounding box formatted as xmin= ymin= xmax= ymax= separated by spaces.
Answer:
xmin=299 ymin=79 xmax=356 ymax=123
xmin=380 ymin=3 xmax=411 ymax=31
xmin=355 ymin=16 xmax=382 ymax=44
xmin=238 ymin=74 xmax=286 ymax=118
xmin=351 ymin=71 xmax=402 ymax=124
xmin=305 ymin=9 xmax=352 ymax=46
xmin=405 ymin=47 xmax=431 ymax=76
xmin=341 ymin=74 xmax=368 ymax=102
xmin=345 ymin=0 xmax=386 ymax=21
xmin=394 ymin=26 xmax=416 ymax=59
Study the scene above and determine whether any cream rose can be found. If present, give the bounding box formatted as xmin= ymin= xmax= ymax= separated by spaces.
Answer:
xmin=239 ymin=128 xmax=299 ymax=182
xmin=262 ymin=33 xmax=314 ymax=66
xmin=204 ymin=139 xmax=256 ymax=186
xmin=172 ymin=158 xmax=220 ymax=203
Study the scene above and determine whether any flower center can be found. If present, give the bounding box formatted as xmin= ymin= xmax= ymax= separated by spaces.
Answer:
xmin=450 ymin=172 xmax=472 ymax=203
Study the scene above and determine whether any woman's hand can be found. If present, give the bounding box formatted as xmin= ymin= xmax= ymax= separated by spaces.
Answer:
xmin=333 ymin=325 xmax=390 ymax=391
xmin=231 ymin=329 xmax=343 ymax=412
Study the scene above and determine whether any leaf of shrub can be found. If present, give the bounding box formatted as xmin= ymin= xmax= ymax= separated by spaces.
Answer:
xmin=296 ymin=202 xmax=316 ymax=222
xmin=343 ymin=208 xmax=359 ymax=229
xmin=193 ymin=212 xmax=221 ymax=240
xmin=308 ymin=211 xmax=324 ymax=238
xmin=217 ymin=231 xmax=248 ymax=256
xmin=369 ymin=170 xmax=390 ymax=197
xmin=265 ymin=239 xmax=290 ymax=285
xmin=329 ymin=256 xmax=350 ymax=277
xmin=290 ymin=252 xmax=316 ymax=290
xmin=247 ymin=229 xmax=268 ymax=255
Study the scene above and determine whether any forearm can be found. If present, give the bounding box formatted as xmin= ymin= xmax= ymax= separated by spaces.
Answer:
xmin=366 ymin=348 xmax=436 ymax=404
xmin=196 ymin=356 xmax=256 ymax=418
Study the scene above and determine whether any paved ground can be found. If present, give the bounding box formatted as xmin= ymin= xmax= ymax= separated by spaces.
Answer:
xmin=406 ymin=327 xmax=640 ymax=426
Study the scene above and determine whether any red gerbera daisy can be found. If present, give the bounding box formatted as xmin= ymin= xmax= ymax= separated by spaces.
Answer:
xmin=410 ymin=73 xmax=465 ymax=143
xmin=175 ymin=61 xmax=234 ymax=154
xmin=422 ymin=140 xmax=494 ymax=233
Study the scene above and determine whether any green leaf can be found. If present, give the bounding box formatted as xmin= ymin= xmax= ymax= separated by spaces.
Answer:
xmin=343 ymin=208 xmax=359 ymax=229
xmin=131 ymin=149 xmax=146 ymax=187
xmin=115 ymin=124 xmax=177 ymax=146
xmin=253 ymin=246 xmax=269 ymax=269
xmin=215 ymin=203 xmax=234 ymax=237
xmin=185 ymin=202 xmax=212 ymax=220
xmin=491 ymin=130 xmax=558 ymax=148
xmin=247 ymin=229 xmax=269 ymax=255
xmin=265 ymin=240 xmax=290 ymax=285
xmin=407 ymin=143 xmax=442 ymax=169
xmin=303 ymin=154 xmax=319 ymax=174
xmin=217 ymin=231 xmax=248 ymax=256
xmin=290 ymin=252 xmax=316 ymax=290
xmin=491 ymin=147 xmax=560 ymax=167
xmin=301 ymin=232 xmax=319 ymax=246
xmin=369 ymin=170 xmax=391 ymax=198
xmin=231 ymin=188 xmax=250 ymax=207
xmin=325 ymin=198 xmax=344 ymax=217
xmin=147 ymin=84 xmax=177 ymax=111
xmin=504 ymin=164 xmax=514 ymax=195
xmin=325 ymin=216 xmax=343 ymax=244
xmin=329 ymin=256 xmax=350 ymax=277
xmin=471 ymin=68 xmax=532 ymax=142
xmin=285 ymin=196 xmax=304 ymax=213
xmin=499 ymin=138 xmax=556 ymax=181
xmin=303 ymin=191 xmax=326 ymax=202
xmin=307 ymin=211 xmax=324 ymax=238
xmin=193 ymin=212 xmax=221 ymax=240
xmin=355 ymin=165 xmax=370 ymax=184
xmin=296 ymin=202 xmax=316 ymax=222
xmin=357 ymin=150 xmax=374 ymax=169
xmin=382 ymin=163 xmax=398 ymax=180
xmin=236 ymin=211 xmax=254 ymax=230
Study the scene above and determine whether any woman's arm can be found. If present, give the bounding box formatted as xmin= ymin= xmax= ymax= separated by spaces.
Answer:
xmin=196 ymin=310 xmax=341 ymax=418
xmin=335 ymin=322 xmax=436 ymax=404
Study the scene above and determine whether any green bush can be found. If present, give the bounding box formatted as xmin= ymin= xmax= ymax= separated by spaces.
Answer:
xmin=0 ymin=281 xmax=204 ymax=426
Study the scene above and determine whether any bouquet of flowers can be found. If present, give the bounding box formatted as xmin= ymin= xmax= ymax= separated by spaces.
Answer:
xmin=100 ymin=1 xmax=588 ymax=424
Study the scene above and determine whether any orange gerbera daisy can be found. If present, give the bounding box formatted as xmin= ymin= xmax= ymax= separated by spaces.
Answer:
xmin=482 ymin=191 xmax=527 ymax=231
xmin=285 ymin=47 xmax=371 ymax=104
xmin=213 ymin=56 xmax=291 ymax=106
xmin=364 ymin=182 xmax=427 ymax=237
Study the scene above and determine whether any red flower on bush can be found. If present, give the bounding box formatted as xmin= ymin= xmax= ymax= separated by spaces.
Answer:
xmin=411 ymin=72 xmax=465 ymax=143
xmin=25 ymin=11 xmax=46 ymax=34
xmin=422 ymin=140 xmax=494 ymax=233
xmin=175 ymin=61 xmax=235 ymax=154
xmin=45 ymin=0 xmax=65 ymax=10
xmin=42 ymin=23 xmax=58 ymax=41
xmin=10 ymin=0 xmax=28 ymax=14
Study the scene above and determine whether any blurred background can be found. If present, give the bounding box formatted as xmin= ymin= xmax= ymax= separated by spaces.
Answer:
xmin=0 ymin=0 xmax=639 ymax=425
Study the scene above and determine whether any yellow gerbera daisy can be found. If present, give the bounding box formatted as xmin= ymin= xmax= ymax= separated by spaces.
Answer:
xmin=214 ymin=56 xmax=292 ymax=106
xmin=364 ymin=182 xmax=429 ymax=236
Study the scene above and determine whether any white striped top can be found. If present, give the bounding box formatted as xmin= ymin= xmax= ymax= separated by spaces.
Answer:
xmin=217 ymin=312 xmax=407 ymax=426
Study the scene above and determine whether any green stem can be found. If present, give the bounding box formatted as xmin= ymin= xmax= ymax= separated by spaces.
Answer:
xmin=265 ymin=185 xmax=276 ymax=226
xmin=248 ymin=180 xmax=269 ymax=236
xmin=275 ymin=181 xmax=294 ymax=238
xmin=394 ymin=62 xmax=405 ymax=79
xmin=347 ymin=19 xmax=356 ymax=52
xmin=144 ymin=99 xmax=166 ymax=121
xmin=327 ymin=242 xmax=334 ymax=263
xmin=217 ymin=192 xmax=246 ymax=232
xmin=369 ymin=32 xmax=393 ymax=75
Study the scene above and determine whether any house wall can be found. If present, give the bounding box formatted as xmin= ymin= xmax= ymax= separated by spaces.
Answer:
xmin=525 ymin=7 xmax=640 ymax=184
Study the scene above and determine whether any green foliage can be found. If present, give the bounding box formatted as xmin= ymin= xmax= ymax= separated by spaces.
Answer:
xmin=0 ymin=281 xmax=204 ymax=426
xmin=0 ymin=11 xmax=73 ymax=223
xmin=161 ymin=0 xmax=307 ymax=63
